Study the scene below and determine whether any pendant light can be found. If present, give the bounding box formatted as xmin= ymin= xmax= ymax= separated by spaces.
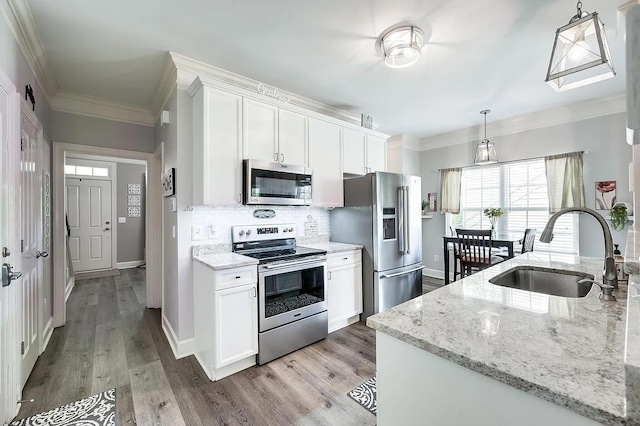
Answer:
xmin=545 ymin=0 xmax=616 ymax=91
xmin=474 ymin=110 xmax=498 ymax=165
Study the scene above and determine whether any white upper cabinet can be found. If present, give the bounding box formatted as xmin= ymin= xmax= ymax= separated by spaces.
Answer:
xmin=366 ymin=135 xmax=387 ymax=173
xmin=278 ymin=109 xmax=308 ymax=165
xmin=309 ymin=118 xmax=343 ymax=207
xmin=243 ymin=99 xmax=279 ymax=162
xmin=192 ymin=85 xmax=243 ymax=206
xmin=342 ymin=128 xmax=367 ymax=175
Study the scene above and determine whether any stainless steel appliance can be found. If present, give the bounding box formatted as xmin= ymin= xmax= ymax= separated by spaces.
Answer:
xmin=243 ymin=160 xmax=312 ymax=206
xmin=331 ymin=172 xmax=424 ymax=319
xmin=232 ymin=223 xmax=327 ymax=365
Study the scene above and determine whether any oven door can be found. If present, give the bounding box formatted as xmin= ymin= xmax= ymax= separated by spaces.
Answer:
xmin=244 ymin=159 xmax=312 ymax=206
xmin=258 ymin=258 xmax=327 ymax=332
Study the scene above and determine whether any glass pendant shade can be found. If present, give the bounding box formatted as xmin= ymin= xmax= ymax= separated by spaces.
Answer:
xmin=381 ymin=26 xmax=424 ymax=68
xmin=545 ymin=11 xmax=615 ymax=91
xmin=475 ymin=139 xmax=498 ymax=165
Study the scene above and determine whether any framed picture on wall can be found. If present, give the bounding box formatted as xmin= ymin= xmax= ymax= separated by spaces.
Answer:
xmin=427 ymin=193 xmax=437 ymax=212
xmin=595 ymin=180 xmax=616 ymax=210
xmin=163 ymin=168 xmax=176 ymax=197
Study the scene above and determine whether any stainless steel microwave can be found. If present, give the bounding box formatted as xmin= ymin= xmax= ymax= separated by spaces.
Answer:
xmin=243 ymin=160 xmax=312 ymax=206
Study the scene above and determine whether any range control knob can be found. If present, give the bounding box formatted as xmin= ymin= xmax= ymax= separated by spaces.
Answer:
xmin=246 ymin=229 xmax=252 ymax=236
xmin=288 ymin=227 xmax=294 ymax=232
xmin=283 ymin=228 xmax=288 ymax=233
xmin=239 ymin=230 xmax=245 ymax=236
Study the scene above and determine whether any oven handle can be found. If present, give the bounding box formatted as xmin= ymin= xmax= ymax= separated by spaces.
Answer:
xmin=262 ymin=258 xmax=326 ymax=270
xmin=379 ymin=265 xmax=425 ymax=279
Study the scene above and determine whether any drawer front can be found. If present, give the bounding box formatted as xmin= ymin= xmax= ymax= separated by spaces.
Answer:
xmin=215 ymin=265 xmax=257 ymax=290
xmin=327 ymin=250 xmax=361 ymax=269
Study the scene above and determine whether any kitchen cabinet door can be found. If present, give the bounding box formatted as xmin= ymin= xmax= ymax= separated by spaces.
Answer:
xmin=193 ymin=86 xmax=243 ymax=205
xmin=243 ymin=99 xmax=278 ymax=162
xmin=342 ymin=128 xmax=366 ymax=175
xmin=278 ymin=109 xmax=308 ymax=165
xmin=327 ymin=263 xmax=363 ymax=330
xmin=214 ymin=283 xmax=258 ymax=368
xmin=366 ymin=135 xmax=387 ymax=173
xmin=309 ymin=118 xmax=343 ymax=207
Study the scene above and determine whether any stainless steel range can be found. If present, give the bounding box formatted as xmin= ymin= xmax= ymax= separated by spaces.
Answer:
xmin=232 ymin=223 xmax=328 ymax=365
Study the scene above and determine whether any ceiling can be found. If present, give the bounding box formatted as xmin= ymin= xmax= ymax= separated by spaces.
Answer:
xmin=27 ymin=0 xmax=628 ymax=138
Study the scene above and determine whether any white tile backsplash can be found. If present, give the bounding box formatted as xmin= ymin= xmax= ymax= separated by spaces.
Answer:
xmin=191 ymin=206 xmax=331 ymax=245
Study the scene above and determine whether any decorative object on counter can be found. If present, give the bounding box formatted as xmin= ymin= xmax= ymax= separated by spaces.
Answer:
xmin=378 ymin=25 xmax=425 ymax=68
xmin=614 ymin=243 xmax=621 ymax=256
xmin=304 ymin=214 xmax=319 ymax=238
xmin=162 ymin=168 xmax=176 ymax=197
xmin=427 ymin=192 xmax=437 ymax=212
xmin=545 ymin=0 xmax=616 ymax=92
xmin=610 ymin=203 xmax=628 ymax=231
xmin=595 ymin=180 xmax=616 ymax=210
xmin=614 ymin=248 xmax=628 ymax=283
xmin=348 ymin=377 xmax=377 ymax=415
xmin=361 ymin=113 xmax=373 ymax=129
xmin=253 ymin=209 xmax=276 ymax=219
xmin=483 ymin=207 xmax=504 ymax=236
xmin=474 ymin=110 xmax=498 ymax=165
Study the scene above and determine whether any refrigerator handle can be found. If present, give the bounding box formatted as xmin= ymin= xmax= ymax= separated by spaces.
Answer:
xmin=405 ymin=186 xmax=410 ymax=255
xmin=398 ymin=187 xmax=405 ymax=255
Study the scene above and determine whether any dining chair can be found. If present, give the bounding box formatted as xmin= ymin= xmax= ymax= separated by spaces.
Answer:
xmin=520 ymin=228 xmax=536 ymax=254
xmin=449 ymin=227 xmax=462 ymax=282
xmin=456 ymin=228 xmax=504 ymax=277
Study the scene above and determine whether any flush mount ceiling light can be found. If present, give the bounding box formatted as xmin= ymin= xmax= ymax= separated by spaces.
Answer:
xmin=474 ymin=110 xmax=498 ymax=165
xmin=379 ymin=25 xmax=424 ymax=68
xmin=545 ymin=0 xmax=616 ymax=91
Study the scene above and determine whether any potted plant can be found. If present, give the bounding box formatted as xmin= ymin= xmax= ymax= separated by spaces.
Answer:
xmin=610 ymin=203 xmax=628 ymax=231
xmin=421 ymin=200 xmax=428 ymax=215
xmin=483 ymin=208 xmax=504 ymax=236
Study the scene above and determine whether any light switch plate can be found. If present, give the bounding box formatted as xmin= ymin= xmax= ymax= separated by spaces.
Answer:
xmin=207 ymin=224 xmax=216 ymax=239
xmin=118 ymin=217 xmax=126 ymax=224
xmin=170 ymin=197 xmax=177 ymax=212
xmin=192 ymin=225 xmax=203 ymax=241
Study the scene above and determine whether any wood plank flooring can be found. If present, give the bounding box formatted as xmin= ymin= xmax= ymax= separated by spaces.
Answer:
xmin=423 ymin=275 xmax=444 ymax=294
xmin=15 ymin=269 xmax=377 ymax=425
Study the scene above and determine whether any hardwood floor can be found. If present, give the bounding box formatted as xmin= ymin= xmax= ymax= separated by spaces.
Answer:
xmin=422 ymin=275 xmax=444 ymax=294
xmin=15 ymin=268 xmax=377 ymax=425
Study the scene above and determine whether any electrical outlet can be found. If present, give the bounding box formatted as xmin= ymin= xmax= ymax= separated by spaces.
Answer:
xmin=192 ymin=225 xmax=203 ymax=241
xmin=118 ymin=217 xmax=126 ymax=224
xmin=434 ymin=254 xmax=440 ymax=263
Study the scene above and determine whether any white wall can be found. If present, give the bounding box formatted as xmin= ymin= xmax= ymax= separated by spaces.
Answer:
xmin=421 ymin=112 xmax=631 ymax=274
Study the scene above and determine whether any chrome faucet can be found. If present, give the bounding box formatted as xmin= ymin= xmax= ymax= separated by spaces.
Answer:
xmin=539 ymin=207 xmax=618 ymax=294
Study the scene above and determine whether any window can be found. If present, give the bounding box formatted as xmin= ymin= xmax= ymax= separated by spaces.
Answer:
xmin=64 ymin=165 xmax=110 ymax=177
xmin=449 ymin=158 xmax=579 ymax=254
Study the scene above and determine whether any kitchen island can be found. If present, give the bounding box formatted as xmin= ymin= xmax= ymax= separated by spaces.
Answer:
xmin=367 ymin=253 xmax=628 ymax=425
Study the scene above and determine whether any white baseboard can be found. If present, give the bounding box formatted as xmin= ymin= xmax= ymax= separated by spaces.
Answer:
xmin=423 ymin=268 xmax=445 ymax=280
xmin=329 ymin=314 xmax=360 ymax=334
xmin=65 ymin=277 xmax=75 ymax=301
xmin=42 ymin=317 xmax=53 ymax=353
xmin=117 ymin=260 xmax=144 ymax=269
xmin=162 ymin=315 xmax=194 ymax=360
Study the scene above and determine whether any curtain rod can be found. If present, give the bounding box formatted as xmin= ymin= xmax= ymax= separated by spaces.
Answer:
xmin=435 ymin=150 xmax=588 ymax=172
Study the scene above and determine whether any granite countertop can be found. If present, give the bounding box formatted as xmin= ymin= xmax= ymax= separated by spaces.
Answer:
xmin=193 ymin=252 xmax=258 ymax=271
xmin=367 ymin=253 xmax=628 ymax=425
xmin=624 ymin=228 xmax=640 ymax=424
xmin=299 ymin=241 xmax=363 ymax=254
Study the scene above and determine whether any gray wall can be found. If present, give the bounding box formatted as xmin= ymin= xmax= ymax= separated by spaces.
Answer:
xmin=52 ymin=111 xmax=155 ymax=152
xmin=420 ymin=112 xmax=631 ymax=275
xmin=0 ymin=14 xmax=54 ymax=323
xmin=116 ymin=163 xmax=146 ymax=263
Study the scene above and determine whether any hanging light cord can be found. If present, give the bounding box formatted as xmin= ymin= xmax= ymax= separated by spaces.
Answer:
xmin=483 ymin=112 xmax=487 ymax=141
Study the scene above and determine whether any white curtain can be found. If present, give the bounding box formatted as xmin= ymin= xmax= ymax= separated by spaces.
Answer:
xmin=440 ymin=168 xmax=462 ymax=214
xmin=545 ymin=152 xmax=585 ymax=213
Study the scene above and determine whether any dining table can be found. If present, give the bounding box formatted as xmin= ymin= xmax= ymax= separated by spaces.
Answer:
xmin=442 ymin=233 xmax=524 ymax=285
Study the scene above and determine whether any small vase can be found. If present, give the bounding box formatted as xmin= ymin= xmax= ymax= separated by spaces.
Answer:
xmin=491 ymin=226 xmax=496 ymax=238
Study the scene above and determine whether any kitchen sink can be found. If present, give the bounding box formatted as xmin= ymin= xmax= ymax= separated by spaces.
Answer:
xmin=488 ymin=266 xmax=594 ymax=298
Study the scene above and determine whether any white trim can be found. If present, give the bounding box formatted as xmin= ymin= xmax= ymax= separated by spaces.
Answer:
xmin=41 ymin=317 xmax=53 ymax=353
xmin=0 ymin=0 xmax=58 ymax=101
xmin=53 ymin=142 xmax=161 ymax=328
xmin=328 ymin=314 xmax=360 ymax=334
xmin=67 ymin=153 xmax=147 ymax=166
xmin=64 ymin=276 xmax=74 ymax=301
xmin=116 ymin=260 xmax=144 ymax=269
xmin=162 ymin=315 xmax=194 ymax=359
xmin=419 ymin=92 xmax=627 ymax=151
xmin=423 ymin=268 xmax=445 ymax=280
xmin=51 ymin=91 xmax=154 ymax=127
xmin=619 ymin=1 xmax=640 ymax=15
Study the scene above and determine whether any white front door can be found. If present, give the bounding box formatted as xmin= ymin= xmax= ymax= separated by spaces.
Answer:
xmin=20 ymin=109 xmax=42 ymax=387
xmin=66 ymin=178 xmax=112 ymax=272
xmin=0 ymin=71 xmax=20 ymax=423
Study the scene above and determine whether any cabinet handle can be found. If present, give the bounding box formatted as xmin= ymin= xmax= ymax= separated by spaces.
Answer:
xmin=235 ymin=276 xmax=241 ymax=279
xmin=281 ymin=153 xmax=285 ymax=163
xmin=238 ymin=193 xmax=242 ymax=203
xmin=253 ymin=287 xmax=257 ymax=297
xmin=328 ymin=271 xmax=332 ymax=280
xmin=343 ymin=257 xmax=348 ymax=260
xmin=274 ymin=152 xmax=278 ymax=161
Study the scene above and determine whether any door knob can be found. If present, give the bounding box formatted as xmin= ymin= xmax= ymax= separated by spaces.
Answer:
xmin=2 ymin=247 xmax=9 ymax=258
xmin=106 ymin=221 xmax=110 ymax=225
xmin=36 ymin=251 xmax=49 ymax=259
xmin=2 ymin=263 xmax=22 ymax=287
xmin=105 ymin=227 xmax=111 ymax=231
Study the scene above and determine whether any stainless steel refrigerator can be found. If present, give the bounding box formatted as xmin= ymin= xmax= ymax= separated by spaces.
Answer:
xmin=331 ymin=172 xmax=423 ymax=319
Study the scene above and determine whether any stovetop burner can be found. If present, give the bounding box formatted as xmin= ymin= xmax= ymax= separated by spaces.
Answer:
xmin=240 ymin=246 xmax=326 ymax=263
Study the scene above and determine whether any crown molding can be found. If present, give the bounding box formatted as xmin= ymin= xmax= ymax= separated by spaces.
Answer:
xmin=149 ymin=52 xmax=177 ymax=119
xmin=618 ymin=1 xmax=640 ymax=15
xmin=0 ymin=0 xmax=58 ymax=100
xmin=419 ymin=92 xmax=627 ymax=151
xmin=388 ymin=134 xmax=421 ymax=151
xmin=51 ymin=91 xmax=155 ymax=127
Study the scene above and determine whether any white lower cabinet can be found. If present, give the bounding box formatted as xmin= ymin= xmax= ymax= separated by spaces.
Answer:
xmin=327 ymin=250 xmax=363 ymax=333
xmin=193 ymin=262 xmax=258 ymax=381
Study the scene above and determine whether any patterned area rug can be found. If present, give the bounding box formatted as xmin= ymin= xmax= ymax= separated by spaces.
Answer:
xmin=11 ymin=389 xmax=116 ymax=426
xmin=348 ymin=377 xmax=377 ymax=415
